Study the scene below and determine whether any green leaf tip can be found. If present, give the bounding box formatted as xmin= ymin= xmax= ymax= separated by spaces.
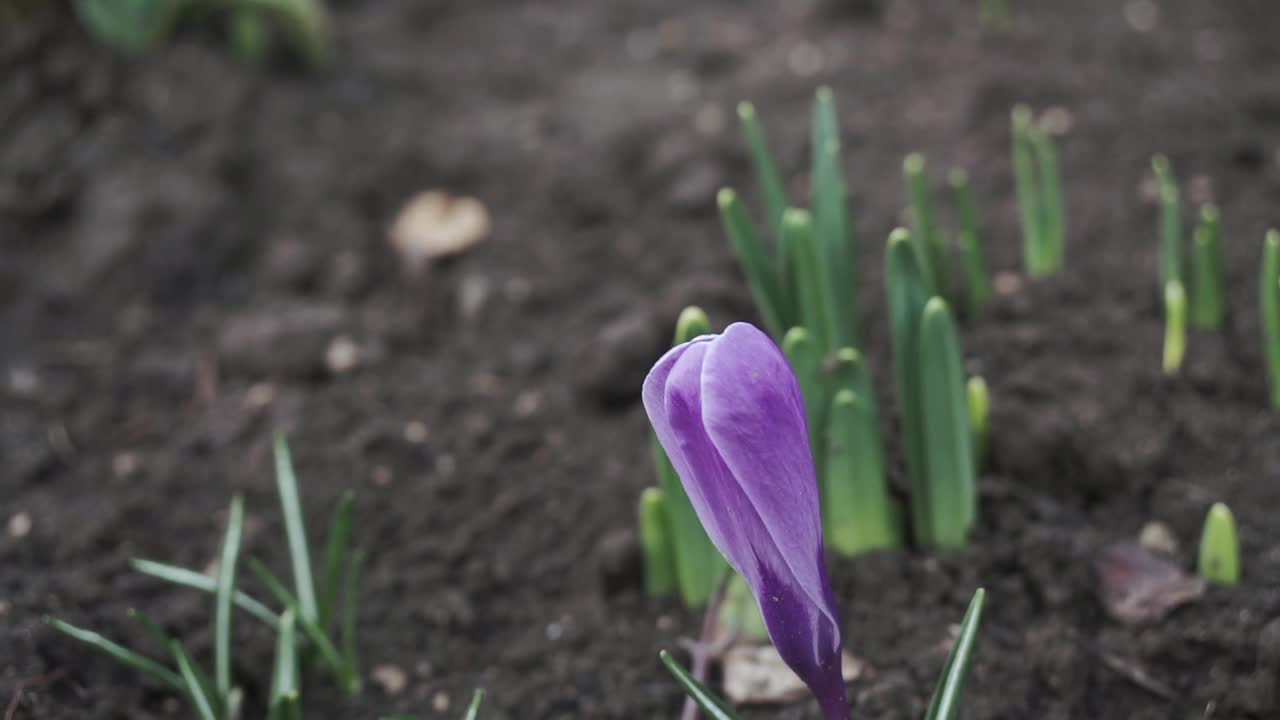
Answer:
xmin=815 ymin=85 xmax=834 ymax=103
xmin=716 ymin=187 xmax=736 ymax=209
xmin=1261 ymin=230 xmax=1280 ymax=408
xmin=904 ymin=152 xmax=926 ymax=174
xmin=674 ymin=306 xmax=711 ymax=344
xmin=1201 ymin=203 xmax=1219 ymax=223
xmin=783 ymin=207 xmax=813 ymax=226
xmin=1198 ymin=502 xmax=1240 ymax=585
xmin=1163 ymin=280 xmax=1187 ymax=375
xmin=735 ymin=101 xmax=755 ymax=121
xmin=925 ymin=587 xmax=986 ymax=720
xmin=948 ymin=167 xmax=968 ymax=187
xmin=638 ymin=487 xmax=676 ymax=597
xmin=967 ymin=376 xmax=990 ymax=473
xmin=462 ymin=689 xmax=485 ymax=720
xmin=1011 ymin=104 xmax=1033 ymax=127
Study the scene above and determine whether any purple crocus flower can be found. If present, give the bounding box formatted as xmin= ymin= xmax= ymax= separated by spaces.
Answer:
xmin=643 ymin=322 xmax=848 ymax=719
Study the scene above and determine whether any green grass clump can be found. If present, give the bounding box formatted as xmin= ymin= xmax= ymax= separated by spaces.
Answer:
xmin=1012 ymin=106 xmax=1065 ymax=276
xmin=46 ymin=435 xmax=362 ymax=717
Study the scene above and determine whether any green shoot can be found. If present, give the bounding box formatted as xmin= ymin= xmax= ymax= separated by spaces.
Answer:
xmin=823 ymin=389 xmax=898 ymax=554
xmin=658 ymin=650 xmax=741 ymax=720
xmin=1152 ymin=155 xmax=1182 ymax=289
xmin=228 ymin=8 xmax=269 ymax=63
xmin=924 ymin=588 xmax=986 ymax=720
xmin=717 ymin=189 xmax=786 ymax=338
xmin=904 ymin=153 xmax=944 ymax=295
xmin=638 ymin=488 xmax=676 ymax=597
xmin=130 ymin=558 xmax=280 ymax=629
xmin=919 ymin=298 xmax=978 ymax=546
xmin=783 ymin=326 xmax=826 ymax=474
xmin=214 ymin=495 xmax=245 ymax=700
xmin=966 ymin=376 xmax=990 ymax=474
xmin=1028 ymin=126 xmax=1065 ymax=272
xmin=785 ymin=208 xmax=838 ymax=352
xmin=319 ymin=491 xmax=354 ymax=632
xmin=649 ymin=308 xmax=726 ymax=608
xmin=1262 ymin=230 xmax=1280 ymax=408
xmin=270 ymin=609 xmax=299 ymax=719
xmin=811 ymin=87 xmax=859 ymax=349
xmin=736 ymin=102 xmax=788 ymax=240
xmin=170 ymin=640 xmax=219 ymax=720
xmin=978 ymin=0 xmax=1010 ymax=31
xmin=1190 ymin=204 xmax=1225 ymax=329
xmin=43 ymin=617 xmax=184 ymax=692
xmin=950 ymin=168 xmax=992 ymax=315
xmin=1163 ymin=280 xmax=1187 ymax=375
xmin=1011 ymin=106 xmax=1047 ymax=275
xmin=1197 ymin=502 xmax=1240 ymax=585
xmin=886 ymin=228 xmax=933 ymax=544
xmin=274 ymin=434 xmax=319 ymax=625
xmin=462 ymin=689 xmax=485 ymax=720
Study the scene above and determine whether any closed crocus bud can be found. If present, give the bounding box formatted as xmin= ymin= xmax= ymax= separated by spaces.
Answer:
xmin=643 ymin=322 xmax=848 ymax=719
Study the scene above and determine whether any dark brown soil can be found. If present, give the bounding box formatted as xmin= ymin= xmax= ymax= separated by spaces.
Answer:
xmin=5 ymin=0 xmax=1280 ymax=718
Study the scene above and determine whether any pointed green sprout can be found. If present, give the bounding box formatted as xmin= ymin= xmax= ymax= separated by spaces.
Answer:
xmin=1152 ymin=155 xmax=1183 ymax=290
xmin=638 ymin=487 xmax=676 ymax=597
xmin=718 ymin=189 xmax=786 ymax=338
xmin=342 ymin=549 xmax=363 ymax=683
xmin=1011 ymin=106 xmax=1046 ymax=275
xmin=924 ymin=588 xmax=986 ymax=720
xmin=130 ymin=558 xmax=280 ymax=629
xmin=904 ymin=153 xmax=944 ymax=295
xmin=1197 ymin=502 xmax=1239 ymax=585
xmin=1028 ymin=125 xmax=1064 ymax=272
xmin=824 ymin=388 xmax=897 ymax=554
xmin=737 ymin=101 xmax=788 ymax=241
xmin=214 ymin=495 xmax=245 ymax=700
xmin=785 ymin=207 xmax=840 ymax=352
xmin=43 ymin=616 xmax=185 ymax=692
xmin=1190 ymin=204 xmax=1225 ymax=329
xmin=319 ymin=491 xmax=354 ymax=633
xmin=967 ymin=376 xmax=990 ymax=474
xmin=659 ymin=650 xmax=740 ymax=720
xmin=812 ymin=87 xmax=859 ymax=349
xmin=461 ymin=689 xmax=485 ymax=720
xmin=274 ymin=435 xmax=319 ymax=625
xmin=783 ymin=326 xmax=826 ymax=469
xmin=919 ymin=298 xmax=978 ymax=546
xmin=717 ymin=573 xmax=768 ymax=642
xmin=887 ymin=229 xmax=933 ymax=544
xmin=1262 ymin=230 xmax=1280 ymax=408
xmin=648 ymin=307 xmax=726 ymax=607
xmin=978 ymin=0 xmax=1010 ymax=30
xmin=171 ymin=641 xmax=218 ymax=720
xmin=1163 ymin=280 xmax=1187 ymax=375
xmin=950 ymin=168 xmax=992 ymax=315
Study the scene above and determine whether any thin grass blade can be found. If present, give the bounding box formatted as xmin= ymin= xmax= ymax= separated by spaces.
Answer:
xmin=270 ymin=608 xmax=299 ymax=712
xmin=925 ymin=588 xmax=987 ymax=720
xmin=1262 ymin=230 xmax=1280 ymax=408
xmin=130 ymin=558 xmax=280 ymax=630
xmin=658 ymin=650 xmax=741 ymax=720
xmin=736 ymin=101 xmax=788 ymax=240
xmin=171 ymin=641 xmax=219 ymax=720
xmin=44 ymin=616 xmax=184 ymax=692
xmin=215 ymin=495 xmax=246 ymax=699
xmin=462 ymin=689 xmax=485 ymax=720
xmin=273 ymin=434 xmax=319 ymax=624
xmin=1029 ymin=127 xmax=1065 ymax=272
xmin=320 ymin=491 xmax=354 ymax=632
xmin=811 ymin=87 xmax=858 ymax=348
xmin=342 ymin=549 xmax=364 ymax=687
xmin=950 ymin=168 xmax=991 ymax=314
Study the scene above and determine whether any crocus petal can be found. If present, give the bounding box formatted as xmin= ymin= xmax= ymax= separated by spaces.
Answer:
xmin=642 ymin=322 xmax=848 ymax=719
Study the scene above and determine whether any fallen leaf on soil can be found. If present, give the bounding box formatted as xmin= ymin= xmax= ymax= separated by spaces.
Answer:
xmin=388 ymin=191 xmax=490 ymax=274
xmin=1096 ymin=541 xmax=1206 ymax=624
xmin=721 ymin=644 xmax=864 ymax=705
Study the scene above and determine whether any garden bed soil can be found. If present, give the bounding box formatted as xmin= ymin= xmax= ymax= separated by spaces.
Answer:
xmin=4 ymin=0 xmax=1280 ymax=717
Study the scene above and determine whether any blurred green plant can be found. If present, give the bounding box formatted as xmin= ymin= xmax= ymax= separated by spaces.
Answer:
xmin=1012 ymin=106 xmax=1065 ymax=276
xmin=1190 ymin=204 xmax=1225 ymax=329
xmin=1197 ymin=502 xmax=1239 ymax=585
xmin=1163 ymin=280 xmax=1187 ymax=375
xmin=72 ymin=0 xmax=332 ymax=66
xmin=46 ymin=435 xmax=360 ymax=717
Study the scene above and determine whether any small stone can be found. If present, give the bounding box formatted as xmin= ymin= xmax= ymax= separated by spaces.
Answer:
xmin=788 ymin=41 xmax=824 ymax=78
xmin=431 ymin=691 xmax=450 ymax=713
xmin=112 ymin=452 xmax=141 ymax=479
xmin=1124 ymin=0 xmax=1158 ymax=32
xmin=0 ymin=599 xmax=10 ymax=616
xmin=372 ymin=466 xmax=393 ymax=487
xmin=218 ymin=302 xmax=346 ymax=379
xmin=8 ymin=512 xmax=31 ymax=538
xmin=723 ymin=645 xmax=864 ymax=704
xmin=513 ymin=390 xmax=542 ymax=418
xmin=415 ymin=661 xmax=433 ymax=677
xmin=325 ymin=336 xmax=361 ymax=375
xmin=403 ymin=421 xmax=429 ymax=444
xmin=656 ymin=614 xmax=674 ymax=631
xmin=994 ymin=271 xmax=1024 ymax=296
xmin=7 ymin=367 xmax=39 ymax=396
xmin=435 ymin=454 xmax=457 ymax=476
xmin=1040 ymin=106 xmax=1074 ymax=136
xmin=1138 ymin=521 xmax=1179 ymax=556
xmin=694 ymin=103 xmax=726 ymax=137
xmin=371 ymin=664 xmax=408 ymax=695
xmin=546 ymin=621 xmax=563 ymax=641
xmin=244 ymin=382 xmax=276 ymax=410
xmin=387 ymin=191 xmax=491 ymax=275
